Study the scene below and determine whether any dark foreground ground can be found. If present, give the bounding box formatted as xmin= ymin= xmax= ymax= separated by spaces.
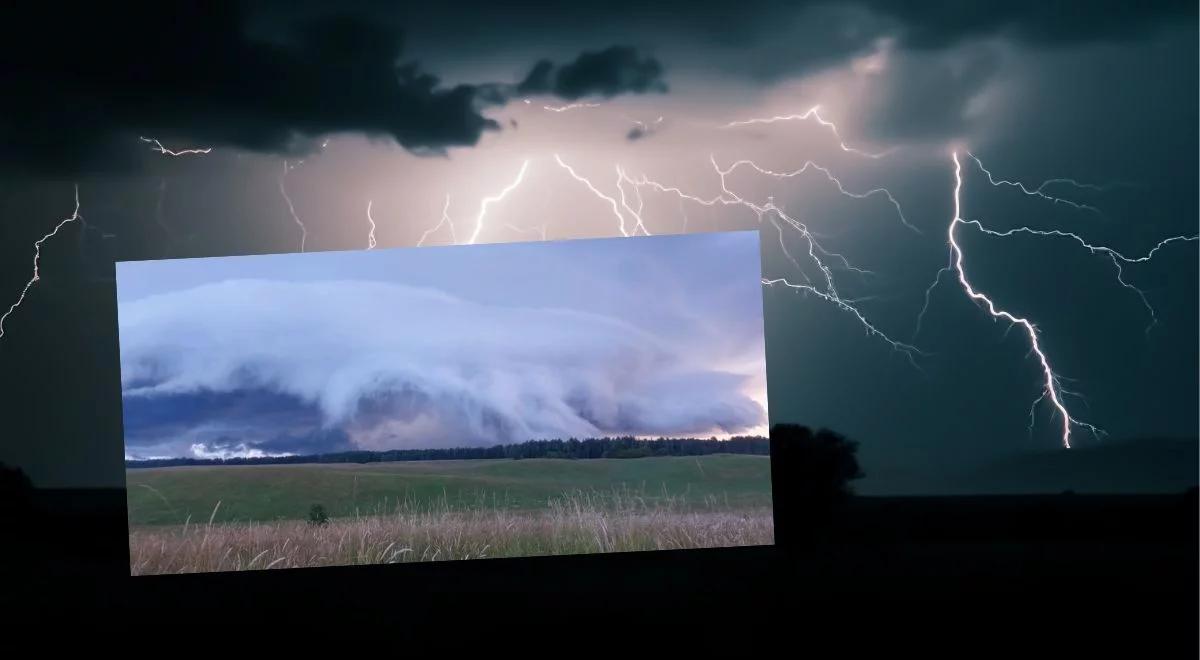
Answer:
xmin=2 ymin=487 xmax=1195 ymax=651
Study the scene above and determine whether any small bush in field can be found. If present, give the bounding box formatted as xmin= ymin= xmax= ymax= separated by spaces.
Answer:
xmin=308 ymin=503 xmax=329 ymax=526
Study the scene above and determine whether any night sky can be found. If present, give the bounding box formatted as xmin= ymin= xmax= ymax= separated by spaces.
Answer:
xmin=0 ymin=1 xmax=1195 ymax=492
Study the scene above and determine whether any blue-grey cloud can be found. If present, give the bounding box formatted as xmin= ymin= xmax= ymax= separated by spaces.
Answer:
xmin=518 ymin=46 xmax=667 ymax=100
xmin=118 ymin=252 xmax=766 ymax=457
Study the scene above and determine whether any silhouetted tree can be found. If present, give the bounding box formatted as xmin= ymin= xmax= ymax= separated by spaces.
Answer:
xmin=769 ymin=424 xmax=864 ymax=547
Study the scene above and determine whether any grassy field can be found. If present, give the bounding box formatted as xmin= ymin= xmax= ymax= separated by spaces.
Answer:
xmin=125 ymin=454 xmax=772 ymax=526
xmin=125 ymin=455 xmax=773 ymax=573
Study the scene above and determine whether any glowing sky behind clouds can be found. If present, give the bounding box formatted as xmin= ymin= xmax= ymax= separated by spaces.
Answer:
xmin=116 ymin=232 xmax=768 ymax=459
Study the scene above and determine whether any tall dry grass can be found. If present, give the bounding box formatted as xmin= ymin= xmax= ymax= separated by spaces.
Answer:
xmin=128 ymin=488 xmax=773 ymax=575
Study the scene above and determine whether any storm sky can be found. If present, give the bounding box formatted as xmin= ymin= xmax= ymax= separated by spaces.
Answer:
xmin=115 ymin=233 xmax=767 ymax=459
xmin=0 ymin=1 xmax=1195 ymax=491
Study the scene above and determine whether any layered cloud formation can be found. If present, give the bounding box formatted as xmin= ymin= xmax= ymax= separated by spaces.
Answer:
xmin=117 ymin=233 xmax=767 ymax=458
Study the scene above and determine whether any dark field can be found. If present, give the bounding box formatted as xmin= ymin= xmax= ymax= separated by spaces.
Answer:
xmin=7 ymin=486 xmax=1195 ymax=650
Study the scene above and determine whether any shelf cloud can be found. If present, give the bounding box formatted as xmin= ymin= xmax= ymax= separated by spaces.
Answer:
xmin=117 ymin=234 xmax=767 ymax=458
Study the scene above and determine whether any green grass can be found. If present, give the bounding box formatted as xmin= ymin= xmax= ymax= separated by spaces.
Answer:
xmin=125 ymin=455 xmax=773 ymax=526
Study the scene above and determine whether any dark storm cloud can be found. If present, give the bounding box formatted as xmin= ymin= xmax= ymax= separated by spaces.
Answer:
xmin=1 ymin=0 xmax=1186 ymax=176
xmin=301 ymin=0 xmax=1193 ymax=47
xmin=0 ymin=3 xmax=666 ymax=175
xmin=869 ymin=0 xmax=1196 ymax=49
xmin=310 ymin=1 xmax=1195 ymax=77
xmin=309 ymin=0 xmax=1193 ymax=151
xmin=518 ymin=47 xmax=667 ymax=100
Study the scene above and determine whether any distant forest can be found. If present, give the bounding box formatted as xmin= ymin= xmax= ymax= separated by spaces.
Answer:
xmin=125 ymin=435 xmax=770 ymax=468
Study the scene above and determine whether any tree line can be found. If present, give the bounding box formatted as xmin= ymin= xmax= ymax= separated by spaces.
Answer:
xmin=125 ymin=435 xmax=770 ymax=468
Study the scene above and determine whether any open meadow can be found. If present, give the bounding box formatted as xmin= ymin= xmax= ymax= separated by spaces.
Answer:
xmin=125 ymin=455 xmax=774 ymax=574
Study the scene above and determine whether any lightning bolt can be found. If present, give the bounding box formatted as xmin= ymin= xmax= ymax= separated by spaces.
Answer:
xmin=279 ymin=160 xmax=307 ymax=252
xmin=416 ymin=159 xmax=534 ymax=247
xmin=543 ymin=102 xmax=601 ymax=113
xmin=547 ymin=155 xmax=658 ymax=238
xmin=365 ymin=200 xmax=378 ymax=249
xmin=964 ymin=152 xmax=1103 ymax=215
xmin=628 ymin=116 xmax=664 ymax=130
xmin=416 ymin=195 xmax=457 ymax=247
xmin=762 ymin=277 xmax=922 ymax=358
xmin=714 ymin=158 xmax=920 ymax=361
xmin=0 ymin=186 xmax=82 ymax=341
xmin=466 ymin=160 xmax=531 ymax=245
xmin=711 ymin=158 xmax=919 ymax=233
xmin=615 ymin=165 xmax=653 ymax=236
xmin=504 ymin=222 xmax=549 ymax=241
xmin=139 ymin=136 xmax=212 ymax=157
xmin=913 ymin=261 xmax=952 ymax=342
xmin=955 ymin=219 xmax=1198 ymax=334
xmin=914 ymin=151 xmax=1196 ymax=446
xmin=553 ymin=154 xmax=631 ymax=237
xmin=724 ymin=106 xmax=895 ymax=159
xmin=947 ymin=151 xmax=1105 ymax=449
